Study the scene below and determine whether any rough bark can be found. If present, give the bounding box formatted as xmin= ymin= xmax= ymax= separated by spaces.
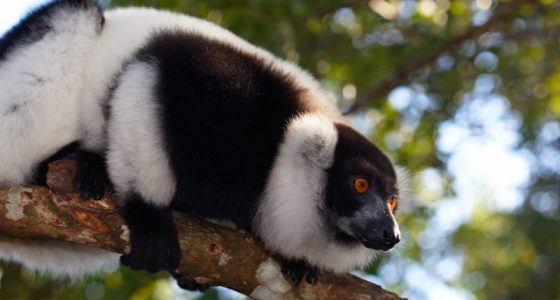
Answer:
xmin=0 ymin=159 xmax=404 ymax=300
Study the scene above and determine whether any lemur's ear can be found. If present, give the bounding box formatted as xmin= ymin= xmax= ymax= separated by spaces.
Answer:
xmin=281 ymin=114 xmax=338 ymax=169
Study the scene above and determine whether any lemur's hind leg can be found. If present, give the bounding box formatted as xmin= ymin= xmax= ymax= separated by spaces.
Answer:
xmin=32 ymin=142 xmax=113 ymax=200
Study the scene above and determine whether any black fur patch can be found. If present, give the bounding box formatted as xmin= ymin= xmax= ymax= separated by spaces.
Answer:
xmin=0 ymin=0 xmax=103 ymax=64
xmin=72 ymin=148 xmax=113 ymax=200
xmin=132 ymin=30 xmax=307 ymax=230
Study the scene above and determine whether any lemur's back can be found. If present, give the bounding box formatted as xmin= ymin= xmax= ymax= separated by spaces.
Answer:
xmin=80 ymin=7 xmax=340 ymax=151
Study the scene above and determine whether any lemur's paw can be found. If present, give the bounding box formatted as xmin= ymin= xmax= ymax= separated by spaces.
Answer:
xmin=281 ymin=259 xmax=320 ymax=285
xmin=305 ymin=267 xmax=320 ymax=284
xmin=120 ymin=231 xmax=181 ymax=273
xmin=73 ymin=150 xmax=113 ymax=200
xmin=172 ymin=273 xmax=210 ymax=291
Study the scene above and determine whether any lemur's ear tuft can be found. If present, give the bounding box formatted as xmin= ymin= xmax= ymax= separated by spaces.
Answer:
xmin=282 ymin=114 xmax=338 ymax=169
xmin=394 ymin=165 xmax=411 ymax=204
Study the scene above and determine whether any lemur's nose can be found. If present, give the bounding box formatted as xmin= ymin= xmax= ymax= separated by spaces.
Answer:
xmin=383 ymin=230 xmax=400 ymax=249
xmin=356 ymin=220 xmax=400 ymax=251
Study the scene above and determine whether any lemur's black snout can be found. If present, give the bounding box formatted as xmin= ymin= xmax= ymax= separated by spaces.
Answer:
xmin=355 ymin=219 xmax=400 ymax=251
xmin=382 ymin=230 xmax=400 ymax=250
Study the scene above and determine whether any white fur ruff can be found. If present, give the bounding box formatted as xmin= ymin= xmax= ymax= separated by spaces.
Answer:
xmin=254 ymin=114 xmax=378 ymax=273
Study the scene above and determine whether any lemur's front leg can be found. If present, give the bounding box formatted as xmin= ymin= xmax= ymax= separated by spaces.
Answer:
xmin=118 ymin=194 xmax=182 ymax=273
xmin=281 ymin=258 xmax=320 ymax=285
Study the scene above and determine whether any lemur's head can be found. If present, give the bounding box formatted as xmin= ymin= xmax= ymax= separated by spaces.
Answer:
xmin=255 ymin=113 xmax=405 ymax=272
xmin=324 ymin=123 xmax=401 ymax=251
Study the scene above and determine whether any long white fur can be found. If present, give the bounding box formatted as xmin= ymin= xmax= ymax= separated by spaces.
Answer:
xmin=254 ymin=114 xmax=379 ymax=273
xmin=106 ymin=61 xmax=176 ymax=207
xmin=0 ymin=4 xmax=119 ymax=279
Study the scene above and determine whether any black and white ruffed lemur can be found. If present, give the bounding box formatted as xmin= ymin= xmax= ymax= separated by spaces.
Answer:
xmin=0 ymin=0 xmax=406 ymax=287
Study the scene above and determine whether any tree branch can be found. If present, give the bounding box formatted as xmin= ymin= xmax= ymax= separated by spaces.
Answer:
xmin=0 ymin=159 xmax=404 ymax=300
xmin=345 ymin=0 xmax=531 ymax=114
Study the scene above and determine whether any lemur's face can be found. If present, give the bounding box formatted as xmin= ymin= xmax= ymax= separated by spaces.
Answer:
xmin=325 ymin=124 xmax=400 ymax=251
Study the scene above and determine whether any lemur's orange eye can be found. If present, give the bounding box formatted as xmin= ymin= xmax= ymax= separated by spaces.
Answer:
xmin=354 ymin=178 xmax=369 ymax=193
xmin=389 ymin=196 xmax=398 ymax=211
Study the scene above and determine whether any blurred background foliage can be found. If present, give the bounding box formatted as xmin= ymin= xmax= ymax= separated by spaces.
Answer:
xmin=1 ymin=0 xmax=559 ymax=299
